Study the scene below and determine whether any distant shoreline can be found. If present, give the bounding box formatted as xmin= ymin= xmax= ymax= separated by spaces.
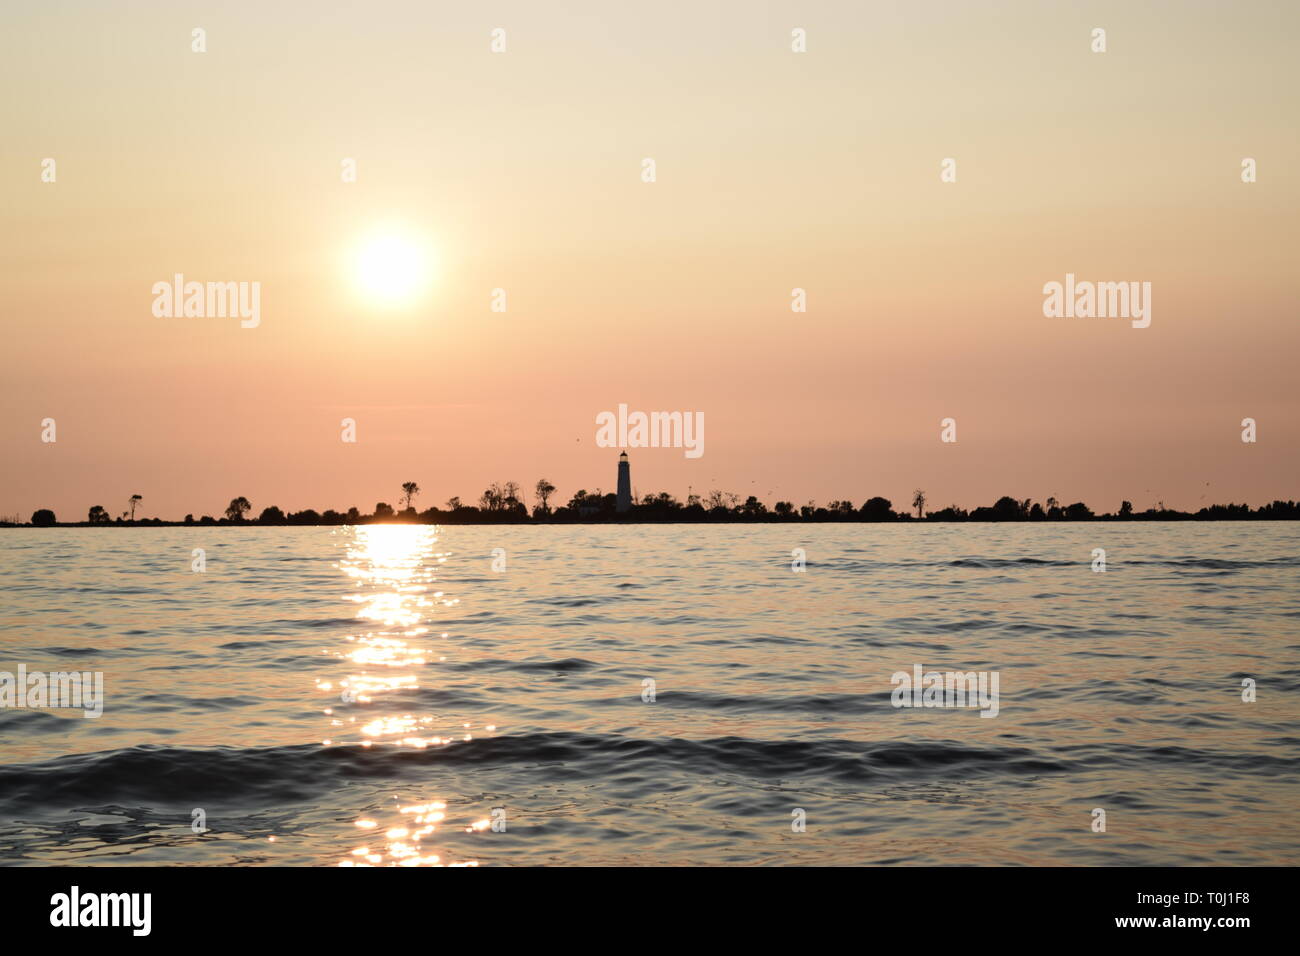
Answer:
xmin=6 ymin=513 xmax=1298 ymax=529
xmin=9 ymin=492 xmax=1297 ymax=528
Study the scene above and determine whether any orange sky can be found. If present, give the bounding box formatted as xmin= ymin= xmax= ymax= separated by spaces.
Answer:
xmin=3 ymin=0 xmax=1297 ymax=520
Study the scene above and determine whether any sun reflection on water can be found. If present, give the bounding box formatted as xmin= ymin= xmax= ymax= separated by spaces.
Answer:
xmin=324 ymin=526 xmax=450 ymax=739
xmin=341 ymin=801 xmax=480 ymax=867
xmin=321 ymin=525 xmax=492 ymax=866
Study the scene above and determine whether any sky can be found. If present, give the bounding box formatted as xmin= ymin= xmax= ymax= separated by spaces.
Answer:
xmin=2 ymin=0 xmax=1297 ymax=520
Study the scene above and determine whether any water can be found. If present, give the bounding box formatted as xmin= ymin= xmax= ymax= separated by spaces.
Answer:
xmin=1 ymin=523 xmax=1297 ymax=866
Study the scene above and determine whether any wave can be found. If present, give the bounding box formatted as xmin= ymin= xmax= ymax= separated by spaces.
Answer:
xmin=442 ymin=657 xmax=599 ymax=674
xmin=949 ymin=558 xmax=1078 ymax=569
xmin=819 ymin=555 xmax=1300 ymax=572
xmin=0 ymin=733 xmax=1076 ymax=811
xmin=600 ymin=690 xmax=893 ymax=716
xmin=1135 ymin=557 xmax=1300 ymax=569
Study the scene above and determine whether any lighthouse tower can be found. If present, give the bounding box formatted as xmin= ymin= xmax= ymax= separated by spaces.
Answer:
xmin=616 ymin=451 xmax=632 ymax=512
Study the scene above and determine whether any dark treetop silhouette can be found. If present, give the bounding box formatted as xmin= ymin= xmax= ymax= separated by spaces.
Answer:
xmin=8 ymin=489 xmax=1299 ymax=527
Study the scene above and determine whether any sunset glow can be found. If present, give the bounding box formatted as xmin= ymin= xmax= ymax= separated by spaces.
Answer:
xmin=2 ymin=0 xmax=1298 ymax=902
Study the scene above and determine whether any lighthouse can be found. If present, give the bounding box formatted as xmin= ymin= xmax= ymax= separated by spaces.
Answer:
xmin=616 ymin=451 xmax=632 ymax=512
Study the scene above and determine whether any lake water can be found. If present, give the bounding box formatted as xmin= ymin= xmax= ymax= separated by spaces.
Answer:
xmin=1 ymin=523 xmax=1297 ymax=866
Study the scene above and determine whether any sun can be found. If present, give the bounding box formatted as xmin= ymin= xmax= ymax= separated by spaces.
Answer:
xmin=353 ymin=231 xmax=434 ymax=305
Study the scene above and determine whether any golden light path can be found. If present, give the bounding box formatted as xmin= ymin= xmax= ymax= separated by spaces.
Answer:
xmin=319 ymin=525 xmax=494 ymax=867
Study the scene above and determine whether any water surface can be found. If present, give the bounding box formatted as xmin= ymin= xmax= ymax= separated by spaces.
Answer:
xmin=0 ymin=524 xmax=1297 ymax=865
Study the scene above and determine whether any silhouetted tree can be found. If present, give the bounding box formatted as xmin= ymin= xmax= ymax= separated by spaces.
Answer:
xmin=475 ymin=481 xmax=523 ymax=513
xmin=639 ymin=491 xmax=680 ymax=514
xmin=225 ymin=497 xmax=251 ymax=521
xmin=401 ymin=482 xmax=420 ymax=511
xmin=445 ymin=496 xmax=462 ymax=512
xmin=373 ymin=502 xmax=394 ymax=519
xmin=967 ymin=496 xmax=1016 ymax=521
xmin=927 ymin=503 xmax=969 ymax=521
xmin=535 ymin=478 xmax=556 ymax=513
xmin=860 ymin=497 xmax=893 ymax=520
xmin=1256 ymin=500 xmax=1298 ymax=518
xmin=912 ymin=489 xmax=926 ymax=519
xmin=87 ymin=505 xmax=110 ymax=524
xmin=992 ymin=496 xmax=1021 ymax=520
xmin=127 ymin=494 xmax=143 ymax=520
xmin=1119 ymin=500 xmax=1133 ymax=517
xmin=479 ymin=483 xmax=503 ymax=511
xmin=258 ymin=506 xmax=286 ymax=524
xmin=31 ymin=509 xmax=56 ymax=526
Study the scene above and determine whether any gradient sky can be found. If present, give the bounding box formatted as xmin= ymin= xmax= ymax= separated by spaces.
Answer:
xmin=3 ymin=0 xmax=1297 ymax=520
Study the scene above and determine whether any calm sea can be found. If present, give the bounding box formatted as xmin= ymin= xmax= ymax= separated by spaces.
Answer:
xmin=1 ymin=523 xmax=1297 ymax=866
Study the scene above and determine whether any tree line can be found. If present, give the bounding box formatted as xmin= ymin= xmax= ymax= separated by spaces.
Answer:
xmin=11 ymin=481 xmax=1300 ymax=526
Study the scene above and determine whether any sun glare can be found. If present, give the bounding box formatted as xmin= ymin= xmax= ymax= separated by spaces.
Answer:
xmin=353 ymin=231 xmax=432 ymax=305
